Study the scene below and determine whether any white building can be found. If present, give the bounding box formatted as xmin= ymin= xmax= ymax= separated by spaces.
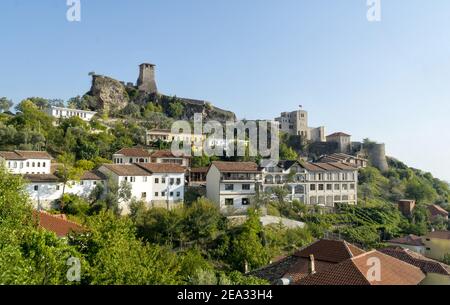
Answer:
xmin=45 ymin=106 xmax=97 ymax=122
xmin=98 ymin=163 xmax=185 ymax=214
xmin=0 ymin=150 xmax=53 ymax=174
xmin=113 ymin=148 xmax=152 ymax=164
xmin=206 ymin=161 xmax=263 ymax=214
xmin=25 ymin=170 xmax=106 ymax=210
xmin=150 ymin=150 xmax=190 ymax=168
xmin=261 ymin=160 xmax=358 ymax=207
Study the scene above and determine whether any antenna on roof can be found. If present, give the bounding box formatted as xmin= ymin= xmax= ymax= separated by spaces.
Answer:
xmin=299 ymin=105 xmax=303 ymax=109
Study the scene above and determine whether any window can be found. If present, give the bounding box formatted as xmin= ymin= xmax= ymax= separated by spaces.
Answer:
xmin=37 ymin=162 xmax=41 ymax=167
xmin=155 ymin=192 xmax=159 ymax=197
xmin=242 ymin=198 xmax=250 ymax=205
xmin=242 ymin=184 xmax=250 ymax=190
xmin=225 ymin=184 xmax=234 ymax=191
xmin=26 ymin=162 xmax=30 ymax=167
xmin=124 ymin=177 xmax=128 ymax=182
xmin=34 ymin=185 xmax=39 ymax=191
xmin=342 ymin=184 xmax=348 ymax=191
xmin=129 ymin=158 xmax=133 ymax=163
xmin=143 ymin=177 xmax=147 ymax=182
xmin=170 ymin=192 xmax=174 ymax=197
xmin=162 ymin=192 xmax=166 ymax=197
xmin=318 ymin=184 xmax=324 ymax=191
xmin=225 ymin=198 xmax=234 ymax=206
xmin=327 ymin=184 xmax=332 ymax=191
xmin=80 ymin=181 xmax=84 ymax=186
xmin=155 ymin=178 xmax=159 ymax=184
xmin=141 ymin=192 xmax=147 ymax=198
xmin=176 ymin=192 xmax=180 ymax=197
xmin=130 ymin=177 xmax=136 ymax=182
xmin=310 ymin=184 xmax=316 ymax=191
xmin=170 ymin=178 xmax=174 ymax=185
xmin=56 ymin=185 xmax=60 ymax=191
xmin=350 ymin=184 xmax=355 ymax=190
xmin=162 ymin=178 xmax=166 ymax=184
xmin=176 ymin=178 xmax=181 ymax=185
xmin=334 ymin=184 xmax=340 ymax=190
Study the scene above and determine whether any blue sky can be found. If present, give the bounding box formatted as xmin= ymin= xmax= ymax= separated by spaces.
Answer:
xmin=1 ymin=0 xmax=449 ymax=182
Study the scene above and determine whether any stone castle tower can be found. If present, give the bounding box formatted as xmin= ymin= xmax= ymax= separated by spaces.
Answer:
xmin=137 ymin=63 xmax=157 ymax=94
xmin=368 ymin=143 xmax=389 ymax=172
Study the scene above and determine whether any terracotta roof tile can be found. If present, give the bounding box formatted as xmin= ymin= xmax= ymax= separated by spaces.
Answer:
xmin=150 ymin=150 xmax=190 ymax=158
xmin=427 ymin=205 xmax=449 ymax=218
xmin=388 ymin=234 xmax=425 ymax=247
xmin=297 ymin=251 xmax=425 ymax=285
xmin=293 ymin=239 xmax=365 ymax=263
xmin=101 ymin=164 xmax=152 ymax=176
xmin=211 ymin=161 xmax=260 ymax=173
xmin=0 ymin=150 xmax=53 ymax=160
xmin=115 ymin=148 xmax=151 ymax=158
xmin=80 ymin=170 xmax=107 ymax=181
xmin=23 ymin=174 xmax=59 ymax=183
xmin=379 ymin=247 xmax=450 ymax=276
xmin=34 ymin=211 xmax=84 ymax=237
xmin=136 ymin=163 xmax=186 ymax=174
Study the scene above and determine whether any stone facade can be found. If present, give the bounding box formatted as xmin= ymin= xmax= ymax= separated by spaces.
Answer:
xmin=137 ymin=63 xmax=158 ymax=94
xmin=275 ymin=108 xmax=325 ymax=142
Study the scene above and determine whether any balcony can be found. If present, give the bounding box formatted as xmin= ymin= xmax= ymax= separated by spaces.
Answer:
xmin=221 ymin=173 xmax=262 ymax=182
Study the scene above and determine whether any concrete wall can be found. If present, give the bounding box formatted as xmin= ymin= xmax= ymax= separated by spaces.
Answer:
xmin=1 ymin=157 xmax=51 ymax=174
xmin=423 ymin=237 xmax=450 ymax=261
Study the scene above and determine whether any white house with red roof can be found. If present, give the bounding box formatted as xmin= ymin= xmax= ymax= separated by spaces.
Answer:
xmin=99 ymin=163 xmax=185 ymax=214
xmin=112 ymin=148 xmax=152 ymax=164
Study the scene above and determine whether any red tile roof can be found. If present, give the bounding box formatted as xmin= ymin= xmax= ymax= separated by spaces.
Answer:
xmin=0 ymin=150 xmax=53 ymax=160
xmin=35 ymin=211 xmax=84 ymax=237
xmin=297 ymin=251 xmax=425 ymax=285
xmin=211 ymin=161 xmax=260 ymax=173
xmin=150 ymin=150 xmax=190 ymax=158
xmin=388 ymin=234 xmax=425 ymax=247
xmin=101 ymin=164 xmax=152 ymax=176
xmin=114 ymin=148 xmax=151 ymax=158
xmin=427 ymin=204 xmax=449 ymax=218
xmin=23 ymin=174 xmax=60 ymax=183
xmin=80 ymin=170 xmax=107 ymax=181
xmin=379 ymin=247 xmax=450 ymax=276
xmin=294 ymin=239 xmax=365 ymax=263
xmin=136 ymin=163 xmax=186 ymax=174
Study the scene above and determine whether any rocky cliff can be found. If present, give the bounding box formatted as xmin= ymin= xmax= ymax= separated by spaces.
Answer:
xmin=86 ymin=74 xmax=236 ymax=122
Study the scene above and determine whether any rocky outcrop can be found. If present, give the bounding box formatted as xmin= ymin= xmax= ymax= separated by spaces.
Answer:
xmin=86 ymin=74 xmax=236 ymax=122
xmin=89 ymin=75 xmax=129 ymax=115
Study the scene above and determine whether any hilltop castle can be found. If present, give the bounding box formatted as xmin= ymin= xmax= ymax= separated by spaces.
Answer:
xmin=137 ymin=63 xmax=158 ymax=94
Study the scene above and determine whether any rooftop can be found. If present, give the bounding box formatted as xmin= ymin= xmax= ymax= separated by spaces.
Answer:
xmin=211 ymin=161 xmax=260 ymax=173
xmin=379 ymin=247 xmax=450 ymax=276
xmin=23 ymin=174 xmax=59 ymax=183
xmin=327 ymin=132 xmax=351 ymax=138
xmin=114 ymin=148 xmax=151 ymax=158
xmin=427 ymin=204 xmax=449 ymax=217
xmin=0 ymin=150 xmax=53 ymax=160
xmin=297 ymin=250 xmax=425 ymax=285
xmin=35 ymin=211 xmax=84 ymax=237
xmin=387 ymin=234 xmax=425 ymax=247
xmin=101 ymin=164 xmax=152 ymax=177
xmin=136 ymin=163 xmax=186 ymax=174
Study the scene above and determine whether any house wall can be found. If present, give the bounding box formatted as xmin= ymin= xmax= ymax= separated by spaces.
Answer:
xmin=423 ymin=237 xmax=450 ymax=261
xmin=1 ymin=158 xmax=51 ymax=174
xmin=46 ymin=107 xmax=96 ymax=121
xmin=112 ymin=155 xmax=150 ymax=164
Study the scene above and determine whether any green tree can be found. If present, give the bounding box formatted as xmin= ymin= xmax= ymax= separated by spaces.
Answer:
xmin=0 ymin=97 xmax=13 ymax=113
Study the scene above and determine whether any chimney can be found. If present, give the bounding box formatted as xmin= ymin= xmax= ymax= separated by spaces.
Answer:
xmin=308 ymin=254 xmax=316 ymax=275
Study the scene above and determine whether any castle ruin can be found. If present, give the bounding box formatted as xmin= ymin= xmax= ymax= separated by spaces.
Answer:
xmin=137 ymin=63 xmax=158 ymax=94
